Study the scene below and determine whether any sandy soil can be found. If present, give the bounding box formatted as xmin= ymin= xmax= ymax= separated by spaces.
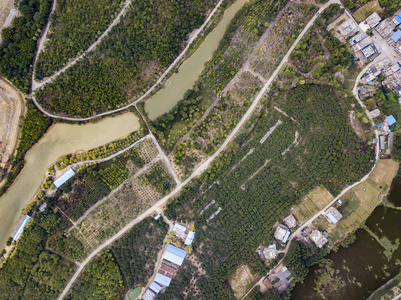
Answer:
xmin=0 ymin=0 xmax=17 ymax=30
xmin=0 ymin=78 xmax=25 ymax=169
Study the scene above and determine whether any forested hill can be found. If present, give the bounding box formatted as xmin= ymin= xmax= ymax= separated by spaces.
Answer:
xmin=36 ymin=0 xmax=220 ymax=118
xmin=0 ymin=0 xmax=52 ymax=93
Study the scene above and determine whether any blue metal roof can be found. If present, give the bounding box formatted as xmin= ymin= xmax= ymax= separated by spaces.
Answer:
xmin=391 ymin=30 xmax=401 ymax=43
xmin=327 ymin=212 xmax=338 ymax=224
xmin=282 ymin=231 xmax=290 ymax=243
xmin=54 ymin=168 xmax=76 ymax=188
xmin=10 ymin=215 xmax=31 ymax=240
xmin=396 ymin=14 xmax=401 ymax=24
xmin=386 ymin=115 xmax=397 ymax=126
xmin=155 ymin=273 xmax=172 ymax=287
xmin=368 ymin=81 xmax=373 ymax=85
xmin=377 ymin=123 xmax=382 ymax=128
xmin=150 ymin=282 xmax=162 ymax=294
xmin=166 ymin=244 xmax=187 ymax=258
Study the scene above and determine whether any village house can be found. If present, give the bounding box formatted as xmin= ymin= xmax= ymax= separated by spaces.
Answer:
xmin=283 ymin=214 xmax=297 ymax=229
xmin=375 ymin=19 xmax=396 ymax=39
xmin=325 ymin=207 xmax=343 ymax=224
xmin=274 ymin=224 xmax=290 ymax=243
xmin=360 ymin=12 xmax=382 ymax=31
xmin=310 ymin=229 xmax=328 ymax=248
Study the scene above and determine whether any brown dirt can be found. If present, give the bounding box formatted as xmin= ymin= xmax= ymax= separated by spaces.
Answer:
xmin=0 ymin=78 xmax=25 ymax=169
xmin=0 ymin=0 xmax=16 ymax=30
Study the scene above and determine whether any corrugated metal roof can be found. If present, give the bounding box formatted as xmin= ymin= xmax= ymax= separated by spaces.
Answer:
xmin=163 ymin=244 xmax=187 ymax=266
xmin=10 ymin=215 xmax=31 ymax=240
xmin=54 ymin=168 xmax=76 ymax=188
xmin=155 ymin=273 xmax=172 ymax=287
xmin=326 ymin=212 xmax=338 ymax=224
xmin=184 ymin=231 xmax=195 ymax=245
xmin=396 ymin=14 xmax=401 ymax=24
xmin=282 ymin=231 xmax=290 ymax=243
xmin=150 ymin=282 xmax=162 ymax=294
xmin=392 ymin=30 xmax=401 ymax=43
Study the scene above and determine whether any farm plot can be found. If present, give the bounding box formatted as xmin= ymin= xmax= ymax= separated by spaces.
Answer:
xmin=353 ymin=0 xmax=381 ymax=22
xmin=293 ymin=187 xmax=334 ymax=222
xmin=54 ymin=137 xmax=160 ymax=220
xmin=70 ymin=161 xmax=175 ymax=251
xmin=249 ymin=2 xmax=318 ymax=79
xmin=313 ymin=160 xmax=399 ymax=242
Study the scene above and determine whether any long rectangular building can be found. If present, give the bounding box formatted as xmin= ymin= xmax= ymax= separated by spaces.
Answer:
xmin=54 ymin=168 xmax=76 ymax=188
xmin=163 ymin=244 xmax=187 ymax=266
xmin=10 ymin=215 xmax=31 ymax=241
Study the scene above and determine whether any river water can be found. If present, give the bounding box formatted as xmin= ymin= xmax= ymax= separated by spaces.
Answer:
xmin=144 ymin=0 xmax=250 ymax=120
xmin=0 ymin=113 xmax=139 ymax=248
xmin=0 ymin=0 xmax=250 ymax=248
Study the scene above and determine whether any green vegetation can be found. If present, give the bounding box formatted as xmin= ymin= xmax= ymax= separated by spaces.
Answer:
xmin=112 ymin=218 xmax=168 ymax=291
xmin=66 ymin=250 xmax=124 ymax=300
xmin=36 ymin=0 xmax=218 ymax=117
xmin=379 ymin=0 xmax=401 ymax=17
xmin=0 ymin=207 xmax=75 ymax=299
xmin=0 ymin=101 xmax=52 ymax=197
xmin=162 ymin=84 xmax=374 ymax=298
xmin=35 ymin=0 xmax=125 ymax=79
xmin=284 ymin=241 xmax=328 ymax=280
xmin=149 ymin=0 xmax=316 ymax=176
xmin=0 ymin=0 xmax=52 ymax=92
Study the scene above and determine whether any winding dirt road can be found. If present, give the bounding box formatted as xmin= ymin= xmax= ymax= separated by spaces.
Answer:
xmin=31 ymin=0 xmax=225 ymax=121
xmin=57 ymin=1 xmax=340 ymax=298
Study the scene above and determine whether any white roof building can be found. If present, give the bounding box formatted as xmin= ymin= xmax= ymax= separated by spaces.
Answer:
xmin=274 ymin=224 xmax=290 ymax=243
xmin=155 ymin=273 xmax=172 ymax=287
xmin=163 ymin=244 xmax=187 ymax=266
xmin=325 ymin=207 xmax=343 ymax=224
xmin=310 ymin=229 xmax=328 ymax=248
xmin=53 ymin=168 xmax=76 ymax=188
xmin=10 ymin=215 xmax=31 ymax=241
xmin=184 ymin=231 xmax=195 ymax=246
xmin=172 ymin=223 xmax=187 ymax=239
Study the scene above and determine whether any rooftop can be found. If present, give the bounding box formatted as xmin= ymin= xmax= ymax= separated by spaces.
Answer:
xmin=53 ymin=168 xmax=76 ymax=188
xmin=274 ymin=224 xmax=290 ymax=243
xmin=386 ymin=115 xmax=397 ymax=126
xmin=391 ymin=30 xmax=401 ymax=43
xmin=310 ymin=229 xmax=328 ymax=248
xmin=283 ymin=214 xmax=297 ymax=228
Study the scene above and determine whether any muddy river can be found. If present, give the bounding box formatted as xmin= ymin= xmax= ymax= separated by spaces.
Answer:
xmin=144 ymin=0 xmax=250 ymax=120
xmin=0 ymin=113 xmax=139 ymax=248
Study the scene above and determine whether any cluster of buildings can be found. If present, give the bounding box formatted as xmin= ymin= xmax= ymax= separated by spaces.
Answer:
xmin=338 ymin=15 xmax=380 ymax=63
xmin=264 ymin=266 xmax=294 ymax=294
xmin=143 ymin=223 xmax=195 ymax=300
xmin=361 ymin=58 xmax=401 ymax=95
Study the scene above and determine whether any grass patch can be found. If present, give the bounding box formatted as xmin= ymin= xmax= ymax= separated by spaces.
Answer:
xmin=326 ymin=160 xmax=399 ymax=242
xmin=293 ymin=187 xmax=334 ymax=222
xmin=353 ymin=0 xmax=381 ymax=22
xmin=129 ymin=287 xmax=142 ymax=300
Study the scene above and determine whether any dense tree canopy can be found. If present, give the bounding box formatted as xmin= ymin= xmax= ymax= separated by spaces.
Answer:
xmin=0 ymin=0 xmax=52 ymax=92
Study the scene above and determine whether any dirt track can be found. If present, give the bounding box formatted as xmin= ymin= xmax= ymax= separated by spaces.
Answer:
xmin=0 ymin=78 xmax=25 ymax=169
xmin=0 ymin=0 xmax=16 ymax=29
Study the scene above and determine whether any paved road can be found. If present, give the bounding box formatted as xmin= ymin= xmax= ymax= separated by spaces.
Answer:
xmin=31 ymin=0 xmax=224 ymax=122
xmin=58 ymin=1 xmax=340 ymax=298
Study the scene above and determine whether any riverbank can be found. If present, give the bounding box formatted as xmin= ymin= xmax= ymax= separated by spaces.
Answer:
xmin=0 ymin=113 xmax=139 ymax=249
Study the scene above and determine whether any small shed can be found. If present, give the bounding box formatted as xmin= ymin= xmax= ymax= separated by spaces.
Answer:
xmin=389 ymin=132 xmax=395 ymax=149
xmin=380 ymin=135 xmax=386 ymax=150
xmin=53 ymin=168 xmax=76 ymax=188
xmin=184 ymin=231 xmax=195 ymax=246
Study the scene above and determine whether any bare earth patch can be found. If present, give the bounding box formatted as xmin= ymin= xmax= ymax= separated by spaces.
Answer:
xmin=0 ymin=78 xmax=24 ymax=169
xmin=229 ymin=264 xmax=259 ymax=299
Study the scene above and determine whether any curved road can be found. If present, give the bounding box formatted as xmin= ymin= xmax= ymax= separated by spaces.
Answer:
xmin=57 ymin=1 xmax=340 ymax=298
xmin=31 ymin=0 xmax=224 ymax=122
xmin=242 ymin=55 xmax=383 ymax=300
